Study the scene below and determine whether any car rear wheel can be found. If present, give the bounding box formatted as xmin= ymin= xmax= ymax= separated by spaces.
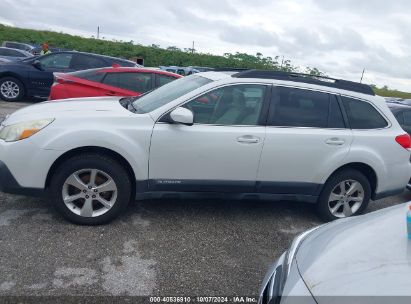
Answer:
xmin=49 ymin=154 xmax=132 ymax=225
xmin=317 ymin=169 xmax=371 ymax=221
xmin=0 ymin=77 xmax=25 ymax=101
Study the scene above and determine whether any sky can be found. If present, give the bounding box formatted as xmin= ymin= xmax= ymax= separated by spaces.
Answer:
xmin=0 ymin=0 xmax=410 ymax=91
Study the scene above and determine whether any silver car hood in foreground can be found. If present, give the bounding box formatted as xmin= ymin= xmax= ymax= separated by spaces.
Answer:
xmin=296 ymin=203 xmax=411 ymax=297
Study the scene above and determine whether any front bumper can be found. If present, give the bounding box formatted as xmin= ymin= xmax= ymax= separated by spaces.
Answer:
xmin=0 ymin=160 xmax=44 ymax=196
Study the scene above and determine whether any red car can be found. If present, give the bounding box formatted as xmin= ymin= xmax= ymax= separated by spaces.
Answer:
xmin=49 ymin=67 xmax=182 ymax=100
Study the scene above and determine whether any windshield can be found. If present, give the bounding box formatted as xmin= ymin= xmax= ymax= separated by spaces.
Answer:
xmin=132 ymin=75 xmax=212 ymax=113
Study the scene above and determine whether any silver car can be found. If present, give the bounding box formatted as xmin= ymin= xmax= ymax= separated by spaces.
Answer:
xmin=259 ymin=203 xmax=411 ymax=304
xmin=0 ymin=47 xmax=33 ymax=61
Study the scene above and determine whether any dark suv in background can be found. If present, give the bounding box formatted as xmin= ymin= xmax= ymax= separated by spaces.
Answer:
xmin=0 ymin=51 xmax=138 ymax=101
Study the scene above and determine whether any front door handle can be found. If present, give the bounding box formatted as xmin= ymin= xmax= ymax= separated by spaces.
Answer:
xmin=237 ymin=135 xmax=260 ymax=144
xmin=325 ymin=138 xmax=345 ymax=145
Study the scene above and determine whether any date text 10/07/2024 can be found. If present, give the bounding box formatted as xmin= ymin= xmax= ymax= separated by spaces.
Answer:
xmin=149 ymin=297 xmax=258 ymax=303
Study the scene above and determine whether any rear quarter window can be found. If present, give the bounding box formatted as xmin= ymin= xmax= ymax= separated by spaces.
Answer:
xmin=342 ymin=96 xmax=388 ymax=129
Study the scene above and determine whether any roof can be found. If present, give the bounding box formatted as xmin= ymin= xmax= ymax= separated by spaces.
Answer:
xmin=232 ymin=70 xmax=375 ymax=96
xmin=43 ymin=51 xmax=138 ymax=66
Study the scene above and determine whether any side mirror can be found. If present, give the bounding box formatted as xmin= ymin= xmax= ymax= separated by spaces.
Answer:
xmin=170 ymin=107 xmax=194 ymax=126
xmin=32 ymin=60 xmax=43 ymax=70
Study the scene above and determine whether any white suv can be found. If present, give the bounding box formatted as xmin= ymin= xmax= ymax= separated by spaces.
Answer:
xmin=0 ymin=70 xmax=410 ymax=225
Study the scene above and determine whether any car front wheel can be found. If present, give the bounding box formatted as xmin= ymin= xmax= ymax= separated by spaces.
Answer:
xmin=49 ymin=154 xmax=132 ymax=225
xmin=0 ymin=77 xmax=25 ymax=101
xmin=317 ymin=169 xmax=371 ymax=221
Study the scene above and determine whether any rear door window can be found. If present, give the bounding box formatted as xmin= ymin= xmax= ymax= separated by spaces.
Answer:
xmin=268 ymin=87 xmax=345 ymax=128
xmin=103 ymin=72 xmax=153 ymax=93
xmin=341 ymin=96 xmax=388 ymax=129
xmin=70 ymin=54 xmax=108 ymax=70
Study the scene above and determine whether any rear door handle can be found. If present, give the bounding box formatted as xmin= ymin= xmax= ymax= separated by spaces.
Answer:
xmin=325 ymin=138 xmax=345 ymax=145
xmin=105 ymin=91 xmax=117 ymax=96
xmin=237 ymin=135 xmax=260 ymax=144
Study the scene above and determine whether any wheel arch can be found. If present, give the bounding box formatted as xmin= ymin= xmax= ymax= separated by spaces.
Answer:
xmin=0 ymin=72 xmax=27 ymax=96
xmin=45 ymin=146 xmax=137 ymax=195
xmin=323 ymin=162 xmax=377 ymax=197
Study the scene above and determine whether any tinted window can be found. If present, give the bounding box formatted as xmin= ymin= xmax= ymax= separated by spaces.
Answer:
xmin=0 ymin=49 xmax=21 ymax=57
xmin=38 ymin=53 xmax=73 ymax=69
xmin=6 ymin=43 xmax=23 ymax=50
xmin=403 ymin=111 xmax=411 ymax=126
xmin=269 ymin=87 xmax=342 ymax=128
xmin=183 ymin=85 xmax=267 ymax=125
xmin=156 ymin=74 xmax=176 ymax=87
xmin=70 ymin=54 xmax=107 ymax=70
xmin=69 ymin=69 xmax=105 ymax=83
xmin=103 ymin=72 xmax=152 ymax=93
xmin=394 ymin=111 xmax=404 ymax=125
xmin=110 ymin=60 xmax=136 ymax=67
xmin=342 ymin=97 xmax=388 ymax=129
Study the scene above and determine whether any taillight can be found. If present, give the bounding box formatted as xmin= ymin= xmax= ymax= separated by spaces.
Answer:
xmin=395 ymin=134 xmax=411 ymax=150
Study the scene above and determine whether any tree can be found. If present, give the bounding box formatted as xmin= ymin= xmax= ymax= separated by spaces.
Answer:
xmin=167 ymin=46 xmax=181 ymax=52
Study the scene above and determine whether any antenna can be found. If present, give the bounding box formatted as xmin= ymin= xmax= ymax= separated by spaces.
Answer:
xmin=360 ymin=68 xmax=365 ymax=83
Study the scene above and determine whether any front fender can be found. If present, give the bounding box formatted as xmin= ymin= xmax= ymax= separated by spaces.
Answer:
xmin=31 ymin=116 xmax=153 ymax=182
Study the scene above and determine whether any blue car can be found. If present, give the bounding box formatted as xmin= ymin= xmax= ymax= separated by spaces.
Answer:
xmin=0 ymin=51 xmax=138 ymax=101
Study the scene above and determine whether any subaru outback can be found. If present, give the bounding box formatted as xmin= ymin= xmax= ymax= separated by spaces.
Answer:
xmin=0 ymin=70 xmax=409 ymax=225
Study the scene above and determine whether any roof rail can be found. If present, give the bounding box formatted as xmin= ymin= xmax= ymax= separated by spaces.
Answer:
xmin=213 ymin=67 xmax=249 ymax=72
xmin=232 ymin=70 xmax=375 ymax=96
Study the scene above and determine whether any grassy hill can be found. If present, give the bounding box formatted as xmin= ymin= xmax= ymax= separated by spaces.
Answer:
xmin=372 ymin=87 xmax=411 ymax=99
xmin=0 ymin=24 xmax=293 ymax=70
xmin=0 ymin=24 xmax=409 ymax=97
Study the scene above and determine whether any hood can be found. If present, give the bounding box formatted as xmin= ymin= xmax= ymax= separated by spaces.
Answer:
xmin=296 ymin=203 xmax=411 ymax=298
xmin=4 ymin=96 xmax=131 ymax=125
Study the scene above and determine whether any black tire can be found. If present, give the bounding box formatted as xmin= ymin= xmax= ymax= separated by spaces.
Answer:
xmin=49 ymin=153 xmax=132 ymax=225
xmin=317 ymin=169 xmax=371 ymax=222
xmin=0 ymin=77 xmax=25 ymax=101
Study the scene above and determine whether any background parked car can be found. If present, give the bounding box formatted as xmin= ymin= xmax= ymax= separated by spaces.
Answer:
xmin=389 ymin=102 xmax=411 ymax=135
xmin=159 ymin=66 xmax=199 ymax=75
xmin=49 ymin=67 xmax=182 ymax=100
xmin=259 ymin=203 xmax=411 ymax=304
xmin=1 ymin=41 xmax=36 ymax=53
xmin=388 ymin=102 xmax=411 ymax=190
xmin=0 ymin=51 xmax=139 ymax=101
xmin=0 ymin=47 xmax=33 ymax=61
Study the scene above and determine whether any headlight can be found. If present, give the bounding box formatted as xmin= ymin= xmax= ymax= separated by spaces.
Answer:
xmin=0 ymin=119 xmax=54 ymax=142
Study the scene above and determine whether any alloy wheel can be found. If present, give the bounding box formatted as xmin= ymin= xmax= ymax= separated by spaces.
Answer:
xmin=328 ymin=180 xmax=364 ymax=218
xmin=62 ymin=169 xmax=118 ymax=217
xmin=0 ymin=81 xmax=19 ymax=99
